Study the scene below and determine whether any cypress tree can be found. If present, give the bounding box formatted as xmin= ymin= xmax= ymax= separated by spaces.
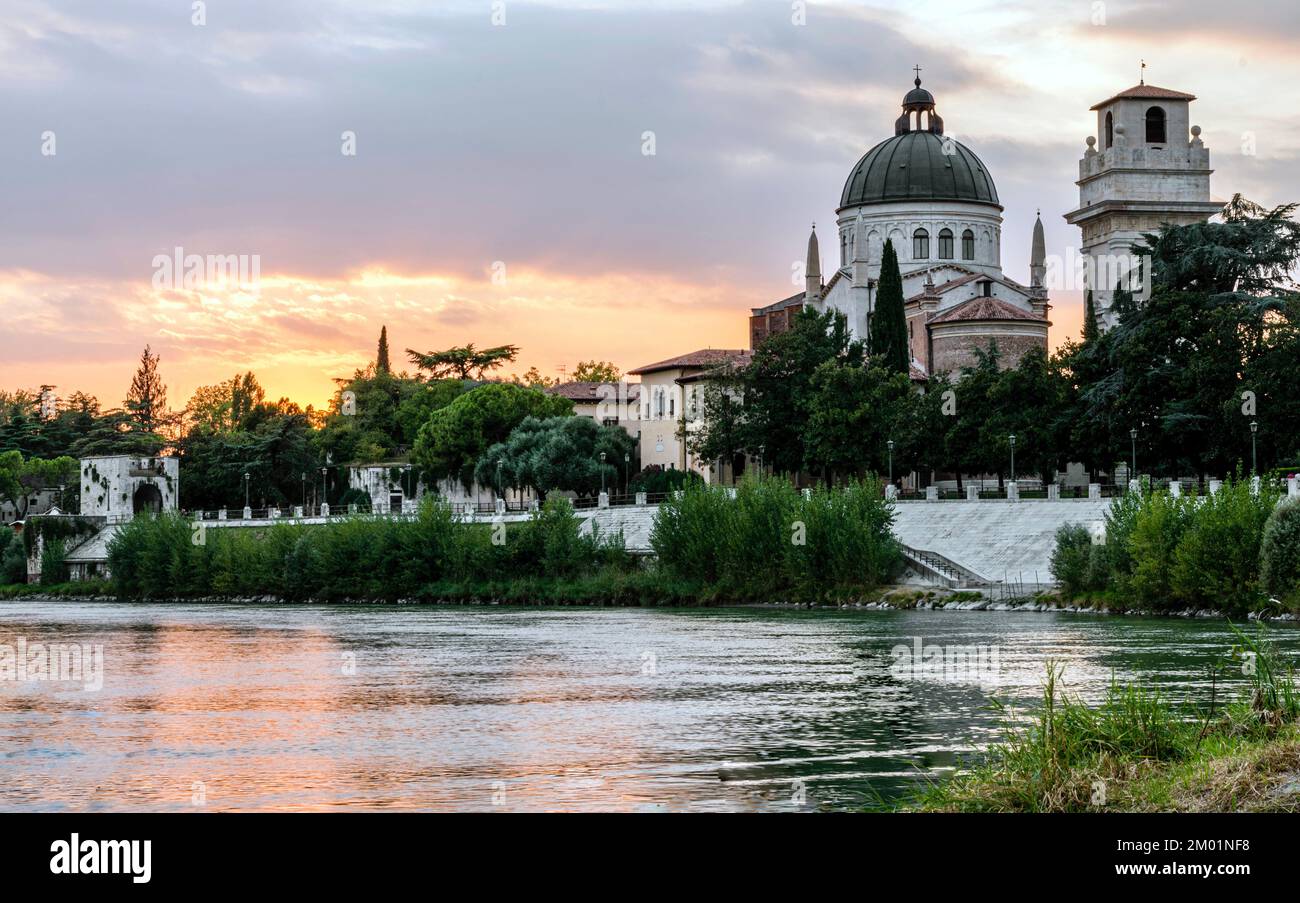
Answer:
xmin=376 ymin=325 xmax=391 ymax=374
xmin=1082 ymin=289 xmax=1099 ymax=342
xmin=870 ymin=238 xmax=909 ymax=375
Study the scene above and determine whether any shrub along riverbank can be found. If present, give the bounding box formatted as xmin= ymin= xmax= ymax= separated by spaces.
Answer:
xmin=101 ymin=478 xmax=901 ymax=605
xmin=1051 ymin=478 xmax=1300 ymax=616
xmin=907 ymin=625 xmax=1300 ymax=812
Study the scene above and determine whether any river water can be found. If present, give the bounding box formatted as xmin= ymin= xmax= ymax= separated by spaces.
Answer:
xmin=1 ymin=601 xmax=1296 ymax=812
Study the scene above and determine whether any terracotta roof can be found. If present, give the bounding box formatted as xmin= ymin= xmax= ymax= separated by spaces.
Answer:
xmin=1090 ymin=84 xmax=1196 ymax=110
xmin=628 ymin=349 xmax=749 ymax=375
xmin=676 ymin=351 xmax=753 ymax=383
xmin=909 ymin=362 xmax=928 ymax=382
xmin=547 ymin=381 xmax=640 ymax=402
xmin=927 ymin=296 xmax=1046 ymax=324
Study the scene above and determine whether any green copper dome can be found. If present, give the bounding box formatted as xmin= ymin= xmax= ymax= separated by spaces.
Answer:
xmin=839 ymin=130 xmax=1000 ymax=210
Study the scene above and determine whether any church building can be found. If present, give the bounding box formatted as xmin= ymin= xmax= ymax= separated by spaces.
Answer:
xmin=750 ymin=74 xmax=1050 ymax=376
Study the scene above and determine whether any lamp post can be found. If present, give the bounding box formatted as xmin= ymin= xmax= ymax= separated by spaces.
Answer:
xmin=243 ymin=472 xmax=250 ymax=509
xmin=1250 ymin=421 xmax=1259 ymax=474
xmin=496 ymin=459 xmax=503 ymax=500
xmin=1009 ymin=434 xmax=1016 ymax=485
xmin=623 ymin=453 xmax=630 ymax=495
xmin=600 ymin=451 xmax=607 ymax=494
xmin=887 ymin=439 xmax=894 ymax=488
xmin=301 ymin=472 xmax=307 ymax=507
xmin=1129 ymin=428 xmax=1138 ymax=485
xmin=320 ymin=466 xmax=328 ymax=508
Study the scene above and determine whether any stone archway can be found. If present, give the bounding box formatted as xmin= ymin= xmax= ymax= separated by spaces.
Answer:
xmin=132 ymin=483 xmax=164 ymax=516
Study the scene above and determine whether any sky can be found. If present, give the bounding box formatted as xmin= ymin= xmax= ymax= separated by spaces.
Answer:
xmin=2 ymin=0 xmax=1298 ymax=410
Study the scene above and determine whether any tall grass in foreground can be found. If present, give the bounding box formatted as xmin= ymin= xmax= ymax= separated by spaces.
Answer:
xmin=914 ymin=625 xmax=1300 ymax=812
xmin=650 ymin=475 xmax=901 ymax=603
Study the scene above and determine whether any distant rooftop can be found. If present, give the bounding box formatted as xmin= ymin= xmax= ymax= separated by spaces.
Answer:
xmin=1090 ymin=84 xmax=1196 ymax=110
xmin=628 ymin=349 xmax=750 ymax=376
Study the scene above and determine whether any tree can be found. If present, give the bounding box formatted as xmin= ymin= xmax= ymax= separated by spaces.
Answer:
xmin=718 ymin=307 xmax=863 ymax=476
xmin=412 ymin=383 xmax=573 ymax=488
xmin=570 ymin=360 xmax=621 ymax=383
xmin=186 ymin=372 xmax=266 ymax=433
xmin=1082 ymin=289 xmax=1099 ymax=343
xmin=869 ymin=239 xmax=909 ymax=374
xmin=0 ymin=451 xmax=78 ymax=520
xmin=124 ymin=345 xmax=170 ymax=435
xmin=406 ymin=343 xmax=519 ymax=380
xmin=803 ymin=362 xmax=913 ymax=484
xmin=376 ymin=326 xmax=391 ymax=374
xmin=476 ymin=415 xmax=633 ymax=499
xmin=513 ymin=367 xmax=557 ymax=389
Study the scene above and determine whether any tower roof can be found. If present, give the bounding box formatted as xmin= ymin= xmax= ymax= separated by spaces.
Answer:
xmin=805 ymin=225 xmax=821 ymax=278
xmin=1090 ymin=84 xmax=1196 ymax=110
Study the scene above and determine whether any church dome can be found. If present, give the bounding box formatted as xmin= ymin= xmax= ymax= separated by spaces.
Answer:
xmin=839 ymin=76 xmax=1000 ymax=210
xmin=839 ymin=131 xmax=1000 ymax=209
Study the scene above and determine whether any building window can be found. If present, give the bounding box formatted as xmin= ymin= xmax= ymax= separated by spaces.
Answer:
xmin=961 ymin=229 xmax=975 ymax=260
xmin=912 ymin=228 xmax=929 ymax=260
xmin=668 ymin=396 xmax=675 ymax=417
xmin=937 ymin=228 xmax=953 ymax=259
xmin=1105 ymin=111 xmax=1113 ymax=148
xmin=981 ymin=280 xmax=992 ymax=297
xmin=1145 ymin=106 xmax=1166 ymax=144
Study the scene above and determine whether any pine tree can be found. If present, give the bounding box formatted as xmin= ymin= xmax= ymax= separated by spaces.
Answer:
xmin=1082 ymin=289 xmax=1099 ymax=342
xmin=376 ymin=325 xmax=391 ymax=374
xmin=870 ymin=239 xmax=909 ymax=375
xmin=124 ymin=344 xmax=168 ymax=434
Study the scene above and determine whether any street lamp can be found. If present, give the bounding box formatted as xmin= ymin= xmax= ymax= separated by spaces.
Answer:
xmin=887 ymin=439 xmax=894 ymax=488
xmin=301 ymin=472 xmax=307 ymax=507
xmin=600 ymin=451 xmax=607 ymax=494
xmin=1129 ymin=428 xmax=1138 ymax=485
xmin=623 ymin=453 xmax=630 ymax=495
xmin=320 ymin=466 xmax=328 ymax=508
xmin=243 ymin=472 xmax=250 ymax=509
xmin=1250 ymin=421 xmax=1259 ymax=474
xmin=1008 ymin=434 xmax=1016 ymax=485
xmin=496 ymin=459 xmax=503 ymax=500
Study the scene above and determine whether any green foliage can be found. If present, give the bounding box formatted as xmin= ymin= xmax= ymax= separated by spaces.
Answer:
xmin=570 ymin=360 xmax=621 ymax=383
xmin=107 ymin=499 xmax=635 ymax=602
xmin=1128 ymin=491 xmax=1197 ymax=605
xmin=1170 ymin=478 xmax=1280 ymax=612
xmin=0 ymin=451 xmax=79 ymax=520
xmin=1260 ymin=498 xmax=1300 ymax=603
xmin=869 ymin=238 xmax=909 ymax=374
xmin=39 ymin=537 xmax=68 ymax=585
xmin=376 ymin=325 xmax=391 ymax=374
xmin=650 ymin=475 xmax=899 ymax=602
xmin=1055 ymin=480 xmax=1282 ymax=615
xmin=1049 ymin=524 xmax=1094 ymax=598
xmin=0 ymin=529 xmax=27 ymax=584
xmin=413 ymin=383 xmax=573 ymax=488
xmin=629 ymin=466 xmax=702 ymax=495
xmin=406 ymin=343 xmax=519 ymax=380
xmin=476 ymin=415 xmax=632 ymax=499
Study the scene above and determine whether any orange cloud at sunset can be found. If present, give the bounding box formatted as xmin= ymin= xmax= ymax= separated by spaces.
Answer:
xmin=0 ymin=266 xmax=753 ymax=411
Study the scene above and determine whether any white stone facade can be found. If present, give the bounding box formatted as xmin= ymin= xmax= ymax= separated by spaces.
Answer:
xmin=1066 ymin=85 xmax=1222 ymax=329
xmin=79 ymin=455 xmax=179 ymax=521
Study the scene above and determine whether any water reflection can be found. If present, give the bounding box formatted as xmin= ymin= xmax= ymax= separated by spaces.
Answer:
xmin=1 ymin=603 xmax=1295 ymax=812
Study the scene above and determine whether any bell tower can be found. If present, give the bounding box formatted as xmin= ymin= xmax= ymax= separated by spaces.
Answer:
xmin=1065 ymin=79 xmax=1221 ymax=330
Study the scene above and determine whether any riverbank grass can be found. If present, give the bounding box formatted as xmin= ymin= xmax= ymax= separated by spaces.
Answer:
xmin=907 ymin=625 xmax=1300 ymax=812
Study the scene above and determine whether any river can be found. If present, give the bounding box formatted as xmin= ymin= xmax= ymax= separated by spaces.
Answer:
xmin=1 ymin=601 xmax=1295 ymax=812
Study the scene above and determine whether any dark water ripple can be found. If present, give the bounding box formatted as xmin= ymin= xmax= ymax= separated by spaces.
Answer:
xmin=1 ymin=602 xmax=1295 ymax=812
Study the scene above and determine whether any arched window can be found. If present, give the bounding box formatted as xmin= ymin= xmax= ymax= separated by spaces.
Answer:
xmin=1105 ymin=111 xmax=1114 ymax=148
xmin=961 ymin=229 xmax=975 ymax=260
xmin=912 ymin=228 xmax=929 ymax=260
xmin=938 ymin=228 xmax=953 ymax=259
xmin=1145 ymin=106 xmax=1166 ymax=144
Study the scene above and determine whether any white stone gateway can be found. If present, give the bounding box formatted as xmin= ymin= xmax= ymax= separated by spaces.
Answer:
xmin=79 ymin=455 xmax=179 ymax=520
